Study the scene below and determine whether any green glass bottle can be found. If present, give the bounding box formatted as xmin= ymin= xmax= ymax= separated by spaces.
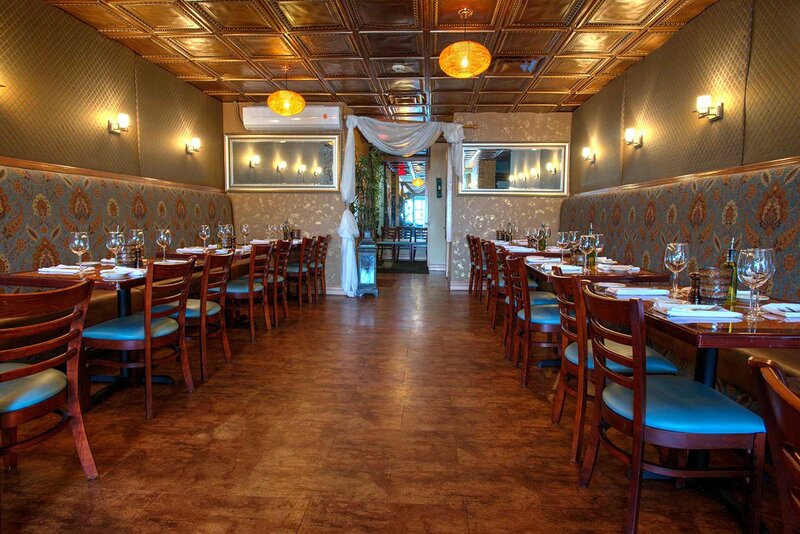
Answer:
xmin=587 ymin=223 xmax=597 ymax=268
xmin=725 ymin=238 xmax=738 ymax=305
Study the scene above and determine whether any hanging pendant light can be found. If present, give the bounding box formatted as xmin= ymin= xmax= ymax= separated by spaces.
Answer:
xmin=439 ymin=8 xmax=491 ymax=79
xmin=267 ymin=66 xmax=306 ymax=117
xmin=411 ymin=177 xmax=425 ymax=188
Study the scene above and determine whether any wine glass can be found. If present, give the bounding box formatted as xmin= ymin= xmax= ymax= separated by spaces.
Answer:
xmin=156 ymin=228 xmax=172 ymax=262
xmin=217 ymin=223 xmax=226 ymax=247
xmin=69 ymin=232 xmax=90 ymax=278
xmin=129 ymin=228 xmax=144 ymax=251
xmin=240 ymin=223 xmax=250 ymax=245
xmin=737 ymin=248 xmax=776 ymax=320
xmin=593 ymin=233 xmax=604 ymax=258
xmin=105 ymin=231 xmax=126 ymax=265
xmin=568 ymin=231 xmax=579 ymax=262
xmin=579 ymin=234 xmax=596 ymax=272
xmin=556 ymin=231 xmax=569 ymax=263
xmin=664 ymin=242 xmax=688 ymax=297
xmin=199 ymin=224 xmax=211 ymax=249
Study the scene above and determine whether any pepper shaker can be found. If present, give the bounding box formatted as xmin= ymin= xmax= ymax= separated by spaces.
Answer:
xmin=688 ymin=271 xmax=701 ymax=304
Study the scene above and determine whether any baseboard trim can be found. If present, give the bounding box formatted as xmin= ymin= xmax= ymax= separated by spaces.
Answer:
xmin=428 ymin=264 xmax=446 ymax=272
xmin=449 ymin=281 xmax=470 ymax=291
xmin=326 ymin=286 xmax=346 ymax=296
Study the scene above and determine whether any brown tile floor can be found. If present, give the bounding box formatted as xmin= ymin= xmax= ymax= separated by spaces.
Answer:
xmin=3 ymin=273 xmax=781 ymax=532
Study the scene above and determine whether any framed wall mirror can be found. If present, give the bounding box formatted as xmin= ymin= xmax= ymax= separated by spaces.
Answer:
xmin=225 ymin=134 xmax=339 ymax=192
xmin=460 ymin=143 xmax=569 ymax=196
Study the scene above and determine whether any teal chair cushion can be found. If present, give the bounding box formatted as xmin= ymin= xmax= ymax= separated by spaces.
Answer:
xmin=267 ymin=274 xmax=284 ymax=283
xmin=492 ymin=277 xmax=538 ymax=290
xmin=215 ymin=279 xmax=263 ymax=294
xmin=505 ymin=291 xmax=557 ymax=306
xmin=83 ymin=314 xmax=179 ymax=341
xmin=564 ymin=341 xmax=677 ymax=375
xmin=603 ymin=375 xmax=765 ymax=435
xmin=377 ymin=241 xmax=396 ymax=246
xmin=516 ymin=305 xmax=561 ymax=325
xmin=0 ymin=363 xmax=67 ymax=413
xmin=182 ymin=299 xmax=221 ymax=319
xmin=286 ymin=263 xmax=307 ymax=273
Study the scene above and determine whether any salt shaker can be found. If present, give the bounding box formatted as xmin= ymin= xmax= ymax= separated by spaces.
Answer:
xmin=688 ymin=272 xmax=701 ymax=304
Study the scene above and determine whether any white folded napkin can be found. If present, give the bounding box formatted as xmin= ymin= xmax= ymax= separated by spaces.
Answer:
xmin=653 ymin=301 xmax=743 ymax=320
xmin=607 ymin=287 xmax=670 ymax=297
xmin=175 ymin=247 xmax=205 ymax=254
xmin=100 ymin=258 xmax=116 ymax=265
xmin=597 ymin=264 xmax=641 ymax=273
xmin=38 ymin=265 xmax=94 ymax=274
xmin=250 ymin=239 xmax=272 ymax=245
xmin=506 ymin=246 xmax=537 ymax=253
xmin=207 ymin=244 xmax=218 ymax=249
xmin=525 ymin=255 xmax=560 ymax=264
xmin=596 ymin=257 xmax=617 ymax=265
xmin=545 ymin=246 xmax=563 ymax=253
xmin=761 ymin=303 xmax=800 ymax=318
xmin=292 ymin=239 xmax=302 ymax=244
xmin=552 ymin=264 xmax=583 ymax=274
xmin=491 ymin=240 xmax=508 ymax=245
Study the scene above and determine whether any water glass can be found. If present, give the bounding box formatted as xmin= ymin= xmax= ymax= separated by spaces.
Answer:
xmin=105 ymin=231 xmax=126 ymax=265
xmin=556 ymin=231 xmax=569 ymax=262
xmin=664 ymin=242 xmax=688 ymax=296
xmin=593 ymin=233 xmax=604 ymax=256
xmin=156 ymin=228 xmax=172 ymax=262
xmin=579 ymin=234 xmax=595 ymax=271
xmin=240 ymin=223 xmax=250 ymax=244
xmin=199 ymin=224 xmax=211 ymax=249
xmin=737 ymin=248 xmax=776 ymax=320
xmin=69 ymin=232 xmax=90 ymax=278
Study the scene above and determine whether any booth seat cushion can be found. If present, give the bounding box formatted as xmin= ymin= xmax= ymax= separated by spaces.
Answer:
xmin=564 ymin=341 xmax=677 ymax=375
xmin=0 ymin=363 xmax=67 ymax=413
xmin=720 ymin=347 xmax=800 ymax=397
xmin=83 ymin=314 xmax=179 ymax=341
xmin=516 ymin=305 xmax=560 ymax=325
xmin=603 ymin=375 xmax=765 ymax=435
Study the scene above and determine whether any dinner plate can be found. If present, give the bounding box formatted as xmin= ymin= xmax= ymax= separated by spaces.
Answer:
xmin=80 ymin=261 xmax=101 ymax=267
xmin=100 ymin=272 xmax=129 ymax=280
xmin=736 ymin=294 xmax=769 ymax=301
xmin=596 ymin=282 xmax=625 ymax=289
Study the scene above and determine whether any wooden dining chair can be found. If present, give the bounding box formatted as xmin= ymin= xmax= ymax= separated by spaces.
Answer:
xmin=396 ymin=227 xmax=413 ymax=262
xmin=549 ymin=270 xmax=676 ymax=463
xmin=579 ymin=281 xmax=766 ymax=534
xmin=268 ymin=239 xmax=291 ymax=326
xmin=468 ymin=235 xmax=488 ymax=302
xmin=749 ymin=357 xmax=800 ymax=534
xmin=229 ymin=243 xmax=273 ymax=341
xmin=287 ymin=237 xmax=314 ymax=308
xmin=82 ymin=259 xmax=196 ymax=419
xmin=507 ymin=256 xmax=561 ymax=387
xmin=482 ymin=240 xmax=503 ymax=328
xmin=0 ymin=280 xmax=98 ymax=479
xmin=411 ymin=227 xmax=427 ymax=262
xmin=185 ymin=252 xmax=233 ymax=382
xmin=378 ymin=227 xmax=399 ymax=262
xmin=311 ymin=234 xmax=331 ymax=301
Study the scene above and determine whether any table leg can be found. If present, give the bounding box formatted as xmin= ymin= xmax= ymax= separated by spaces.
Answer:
xmin=690 ymin=347 xmax=719 ymax=469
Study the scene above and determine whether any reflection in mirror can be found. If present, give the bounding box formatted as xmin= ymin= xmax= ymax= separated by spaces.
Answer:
xmin=461 ymin=143 xmax=568 ymax=195
xmin=225 ymin=134 xmax=339 ymax=191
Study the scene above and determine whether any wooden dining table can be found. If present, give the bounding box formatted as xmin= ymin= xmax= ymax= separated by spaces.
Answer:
xmin=526 ymin=263 xmax=670 ymax=286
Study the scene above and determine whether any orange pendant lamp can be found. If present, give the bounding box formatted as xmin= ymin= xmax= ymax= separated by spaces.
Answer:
xmin=268 ymin=66 xmax=306 ymax=117
xmin=411 ymin=177 xmax=425 ymax=188
xmin=439 ymin=8 xmax=491 ymax=79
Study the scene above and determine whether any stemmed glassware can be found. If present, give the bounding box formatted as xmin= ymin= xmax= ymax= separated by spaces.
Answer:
xmin=568 ymin=230 xmax=579 ymax=262
xmin=737 ymin=248 xmax=776 ymax=320
xmin=240 ymin=223 xmax=250 ymax=245
xmin=593 ymin=233 xmax=604 ymax=258
xmin=664 ymin=242 xmax=688 ymax=297
xmin=69 ymin=232 xmax=89 ymax=278
xmin=217 ymin=223 xmax=227 ymax=248
xmin=579 ymin=234 xmax=596 ymax=272
xmin=199 ymin=224 xmax=211 ymax=250
xmin=105 ymin=231 xmax=126 ymax=266
xmin=156 ymin=228 xmax=172 ymax=262
xmin=556 ymin=231 xmax=569 ymax=263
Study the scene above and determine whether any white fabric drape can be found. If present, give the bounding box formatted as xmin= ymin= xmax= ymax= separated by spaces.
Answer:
xmin=441 ymin=124 xmax=465 ymax=244
xmin=340 ymin=116 xmax=464 ymax=296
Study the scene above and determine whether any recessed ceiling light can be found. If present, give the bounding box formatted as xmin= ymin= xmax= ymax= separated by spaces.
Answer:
xmin=391 ymin=63 xmax=411 ymax=73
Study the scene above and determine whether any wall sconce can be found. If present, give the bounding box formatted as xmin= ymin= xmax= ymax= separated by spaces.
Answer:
xmin=276 ymin=160 xmax=287 ymax=173
xmin=545 ymin=162 xmax=558 ymax=175
xmin=108 ymin=113 xmax=130 ymax=134
xmin=695 ymin=94 xmax=723 ymax=121
xmin=297 ymin=164 xmax=307 ymax=175
xmin=582 ymin=146 xmax=596 ymax=163
xmin=509 ymin=173 xmax=516 ymax=183
xmin=529 ymin=168 xmax=540 ymax=180
xmin=186 ymin=137 xmax=201 ymax=154
xmin=313 ymin=166 xmax=322 ymax=177
xmin=624 ymin=128 xmax=643 ymax=148
xmin=249 ymin=155 xmax=261 ymax=168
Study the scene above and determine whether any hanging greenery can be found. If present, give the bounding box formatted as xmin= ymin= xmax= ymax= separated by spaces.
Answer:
xmin=353 ymin=147 xmax=383 ymax=235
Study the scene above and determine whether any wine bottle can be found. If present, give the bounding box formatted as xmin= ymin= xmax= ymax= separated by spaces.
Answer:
xmin=588 ymin=223 xmax=597 ymax=268
xmin=725 ymin=237 xmax=738 ymax=305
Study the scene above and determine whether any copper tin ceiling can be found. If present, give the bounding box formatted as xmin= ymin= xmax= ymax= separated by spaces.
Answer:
xmin=50 ymin=0 xmax=718 ymax=122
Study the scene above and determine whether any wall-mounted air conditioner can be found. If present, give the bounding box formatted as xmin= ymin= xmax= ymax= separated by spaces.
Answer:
xmin=241 ymin=105 xmax=343 ymax=131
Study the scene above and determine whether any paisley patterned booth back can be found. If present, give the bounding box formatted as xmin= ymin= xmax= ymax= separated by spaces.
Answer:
xmin=0 ymin=164 xmax=233 ymax=275
xmin=559 ymin=160 xmax=800 ymax=301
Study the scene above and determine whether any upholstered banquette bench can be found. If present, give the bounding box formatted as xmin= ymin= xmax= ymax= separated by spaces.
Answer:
xmin=0 ymin=162 xmax=237 ymax=329
xmin=559 ymin=158 xmax=800 ymax=402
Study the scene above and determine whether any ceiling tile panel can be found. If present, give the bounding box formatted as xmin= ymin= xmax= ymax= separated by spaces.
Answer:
xmin=54 ymin=0 xmax=718 ymax=115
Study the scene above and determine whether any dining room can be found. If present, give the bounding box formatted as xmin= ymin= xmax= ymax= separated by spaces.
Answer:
xmin=0 ymin=0 xmax=799 ymax=532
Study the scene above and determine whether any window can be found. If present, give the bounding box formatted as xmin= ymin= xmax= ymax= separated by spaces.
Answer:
xmin=403 ymin=196 xmax=427 ymax=227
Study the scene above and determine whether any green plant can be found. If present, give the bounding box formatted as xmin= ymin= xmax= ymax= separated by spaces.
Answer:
xmin=353 ymin=147 xmax=383 ymax=235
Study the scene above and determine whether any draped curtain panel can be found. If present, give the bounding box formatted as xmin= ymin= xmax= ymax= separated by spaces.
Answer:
xmin=339 ymin=117 xmax=464 ymax=297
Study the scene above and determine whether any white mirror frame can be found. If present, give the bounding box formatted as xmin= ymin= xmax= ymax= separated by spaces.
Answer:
xmin=224 ymin=133 xmax=340 ymax=192
xmin=458 ymin=142 xmax=569 ymax=196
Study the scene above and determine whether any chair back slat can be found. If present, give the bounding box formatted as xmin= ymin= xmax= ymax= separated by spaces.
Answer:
xmin=146 ymin=259 xmax=195 ymax=321
xmin=415 ymin=228 xmax=428 ymax=242
xmin=300 ymin=237 xmax=315 ymax=271
xmin=506 ymin=257 xmax=530 ymax=321
xmin=550 ymin=270 xmax=581 ymax=347
xmin=248 ymin=243 xmax=273 ymax=288
xmin=482 ymin=241 xmax=500 ymax=287
xmin=274 ymin=240 xmax=291 ymax=279
xmin=749 ymin=358 xmax=800 ymax=530
xmin=317 ymin=235 xmax=331 ymax=267
xmin=383 ymin=227 xmax=400 ymax=241
xmin=0 ymin=281 xmax=93 ymax=381
xmin=203 ymin=252 xmax=234 ymax=304
xmin=581 ymin=281 xmax=647 ymax=418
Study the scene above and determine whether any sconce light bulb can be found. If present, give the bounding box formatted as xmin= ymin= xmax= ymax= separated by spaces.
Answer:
xmin=277 ymin=161 xmax=287 ymax=172
xmin=313 ymin=166 xmax=322 ymax=176
xmin=186 ymin=137 xmax=201 ymax=153
xmin=696 ymin=94 xmax=712 ymax=116
xmin=249 ymin=155 xmax=261 ymax=168
xmin=298 ymin=164 xmax=307 ymax=175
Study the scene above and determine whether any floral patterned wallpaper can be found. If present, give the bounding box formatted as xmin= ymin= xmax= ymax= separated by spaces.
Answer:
xmin=449 ymin=112 xmax=572 ymax=284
